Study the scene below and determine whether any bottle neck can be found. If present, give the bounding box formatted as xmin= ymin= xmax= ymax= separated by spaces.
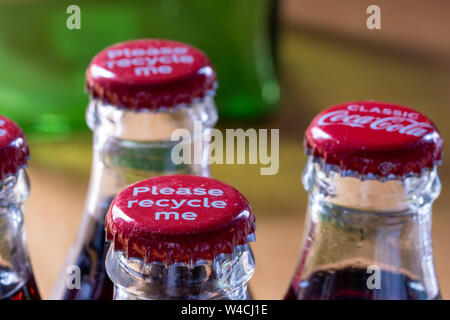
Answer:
xmin=51 ymin=98 xmax=218 ymax=300
xmin=84 ymin=98 xmax=217 ymax=220
xmin=0 ymin=169 xmax=33 ymax=299
xmin=105 ymin=245 xmax=255 ymax=300
xmin=303 ymin=158 xmax=441 ymax=212
xmin=291 ymin=158 xmax=441 ymax=299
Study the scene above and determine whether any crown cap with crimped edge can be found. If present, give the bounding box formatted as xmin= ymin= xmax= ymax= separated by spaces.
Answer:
xmin=105 ymin=175 xmax=255 ymax=265
xmin=0 ymin=116 xmax=29 ymax=180
xmin=86 ymin=39 xmax=217 ymax=111
xmin=305 ymin=101 xmax=443 ymax=180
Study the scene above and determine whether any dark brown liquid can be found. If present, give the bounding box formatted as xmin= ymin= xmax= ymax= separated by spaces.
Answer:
xmin=6 ymin=275 xmax=41 ymax=300
xmin=62 ymin=198 xmax=114 ymax=300
xmin=286 ymin=267 xmax=440 ymax=300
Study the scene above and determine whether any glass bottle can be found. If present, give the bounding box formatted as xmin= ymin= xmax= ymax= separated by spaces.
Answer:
xmin=105 ymin=175 xmax=256 ymax=300
xmin=50 ymin=39 xmax=218 ymax=300
xmin=0 ymin=116 xmax=41 ymax=300
xmin=286 ymin=101 xmax=443 ymax=300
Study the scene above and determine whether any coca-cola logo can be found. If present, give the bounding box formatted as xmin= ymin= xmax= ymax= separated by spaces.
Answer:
xmin=317 ymin=110 xmax=434 ymax=137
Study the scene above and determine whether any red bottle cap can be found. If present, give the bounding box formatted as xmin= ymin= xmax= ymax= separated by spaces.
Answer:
xmin=305 ymin=101 xmax=443 ymax=179
xmin=105 ymin=175 xmax=255 ymax=264
xmin=0 ymin=116 xmax=29 ymax=180
xmin=86 ymin=39 xmax=217 ymax=111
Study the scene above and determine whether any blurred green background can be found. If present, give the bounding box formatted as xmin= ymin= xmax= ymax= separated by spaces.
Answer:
xmin=0 ymin=0 xmax=449 ymax=299
xmin=0 ymin=0 xmax=279 ymax=137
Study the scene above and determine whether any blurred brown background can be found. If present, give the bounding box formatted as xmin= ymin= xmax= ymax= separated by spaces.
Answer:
xmin=21 ymin=0 xmax=450 ymax=299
